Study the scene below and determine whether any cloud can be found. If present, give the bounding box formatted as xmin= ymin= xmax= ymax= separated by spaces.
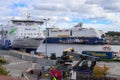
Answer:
xmin=33 ymin=3 xmax=67 ymax=12
xmin=0 ymin=0 xmax=120 ymax=32
xmin=86 ymin=0 xmax=120 ymax=12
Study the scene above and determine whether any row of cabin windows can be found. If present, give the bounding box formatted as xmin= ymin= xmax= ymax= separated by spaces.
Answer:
xmin=21 ymin=33 xmax=41 ymax=35
xmin=50 ymin=29 xmax=84 ymax=32
xmin=51 ymin=30 xmax=69 ymax=32
xmin=13 ymin=22 xmax=42 ymax=26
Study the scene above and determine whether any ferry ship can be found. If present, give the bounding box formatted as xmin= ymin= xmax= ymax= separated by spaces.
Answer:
xmin=5 ymin=13 xmax=45 ymax=51
xmin=43 ymin=22 xmax=107 ymax=44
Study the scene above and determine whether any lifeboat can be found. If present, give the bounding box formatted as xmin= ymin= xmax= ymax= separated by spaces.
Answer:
xmin=103 ymin=45 xmax=111 ymax=50
xmin=117 ymin=50 xmax=120 ymax=54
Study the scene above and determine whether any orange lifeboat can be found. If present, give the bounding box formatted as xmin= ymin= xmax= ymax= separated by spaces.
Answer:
xmin=116 ymin=50 xmax=120 ymax=54
xmin=103 ymin=45 xmax=111 ymax=50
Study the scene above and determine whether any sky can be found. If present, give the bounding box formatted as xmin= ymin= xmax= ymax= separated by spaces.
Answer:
xmin=0 ymin=0 xmax=120 ymax=32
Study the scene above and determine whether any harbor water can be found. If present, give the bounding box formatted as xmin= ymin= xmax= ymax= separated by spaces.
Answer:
xmin=37 ymin=43 xmax=120 ymax=56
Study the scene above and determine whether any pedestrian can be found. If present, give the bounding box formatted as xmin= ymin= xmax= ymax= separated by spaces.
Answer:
xmin=21 ymin=72 xmax=24 ymax=77
xmin=37 ymin=70 xmax=42 ymax=80
xmin=70 ymin=70 xmax=76 ymax=80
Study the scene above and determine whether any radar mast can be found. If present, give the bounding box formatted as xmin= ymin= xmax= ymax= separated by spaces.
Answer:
xmin=74 ymin=22 xmax=83 ymax=28
xmin=78 ymin=22 xmax=83 ymax=27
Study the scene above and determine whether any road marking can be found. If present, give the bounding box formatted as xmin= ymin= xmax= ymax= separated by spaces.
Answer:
xmin=8 ymin=61 xmax=27 ymax=65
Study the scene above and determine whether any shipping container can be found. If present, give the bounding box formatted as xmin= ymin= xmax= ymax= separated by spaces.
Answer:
xmin=82 ymin=51 xmax=114 ymax=59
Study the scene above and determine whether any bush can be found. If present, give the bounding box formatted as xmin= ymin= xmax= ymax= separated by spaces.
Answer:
xmin=0 ymin=58 xmax=7 ymax=64
xmin=93 ymin=65 xmax=109 ymax=78
xmin=0 ymin=65 xmax=9 ymax=75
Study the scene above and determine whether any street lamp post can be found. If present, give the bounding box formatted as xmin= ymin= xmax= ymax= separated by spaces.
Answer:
xmin=44 ymin=18 xmax=50 ymax=58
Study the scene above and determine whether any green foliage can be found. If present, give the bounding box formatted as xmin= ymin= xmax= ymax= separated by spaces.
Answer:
xmin=0 ymin=65 xmax=9 ymax=75
xmin=0 ymin=58 xmax=7 ymax=64
xmin=93 ymin=65 xmax=109 ymax=78
xmin=0 ymin=58 xmax=9 ymax=75
xmin=105 ymin=31 xmax=120 ymax=37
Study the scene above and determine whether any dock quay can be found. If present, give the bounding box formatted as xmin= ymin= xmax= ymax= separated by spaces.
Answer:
xmin=0 ymin=50 xmax=56 ymax=80
xmin=0 ymin=50 xmax=56 ymax=66
xmin=1 ymin=49 xmax=120 ymax=80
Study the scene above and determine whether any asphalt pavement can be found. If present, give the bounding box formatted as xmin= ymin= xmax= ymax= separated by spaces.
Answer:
xmin=3 ymin=55 xmax=32 ymax=77
xmin=3 ymin=55 xmax=50 ymax=80
xmin=2 ymin=52 xmax=120 ymax=79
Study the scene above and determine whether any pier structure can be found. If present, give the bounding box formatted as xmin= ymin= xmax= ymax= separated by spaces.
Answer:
xmin=0 ymin=50 xmax=56 ymax=66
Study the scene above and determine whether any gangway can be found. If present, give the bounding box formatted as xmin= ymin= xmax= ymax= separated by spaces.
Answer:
xmin=72 ymin=53 xmax=99 ymax=75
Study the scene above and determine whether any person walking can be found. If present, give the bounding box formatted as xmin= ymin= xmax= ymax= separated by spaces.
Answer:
xmin=21 ymin=72 xmax=24 ymax=77
xmin=37 ymin=70 xmax=42 ymax=80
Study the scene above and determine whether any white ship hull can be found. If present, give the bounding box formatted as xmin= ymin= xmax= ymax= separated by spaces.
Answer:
xmin=2 ymin=12 xmax=45 ymax=51
xmin=11 ymin=38 xmax=44 ymax=49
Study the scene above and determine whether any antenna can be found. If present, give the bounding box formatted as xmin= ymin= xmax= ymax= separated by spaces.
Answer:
xmin=26 ymin=11 xmax=31 ymax=20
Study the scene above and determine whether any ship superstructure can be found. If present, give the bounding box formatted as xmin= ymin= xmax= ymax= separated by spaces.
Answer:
xmin=6 ymin=13 xmax=45 ymax=51
xmin=43 ymin=23 xmax=106 ymax=44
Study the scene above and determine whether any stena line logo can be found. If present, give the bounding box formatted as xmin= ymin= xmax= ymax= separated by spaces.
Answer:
xmin=9 ymin=27 xmax=18 ymax=34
